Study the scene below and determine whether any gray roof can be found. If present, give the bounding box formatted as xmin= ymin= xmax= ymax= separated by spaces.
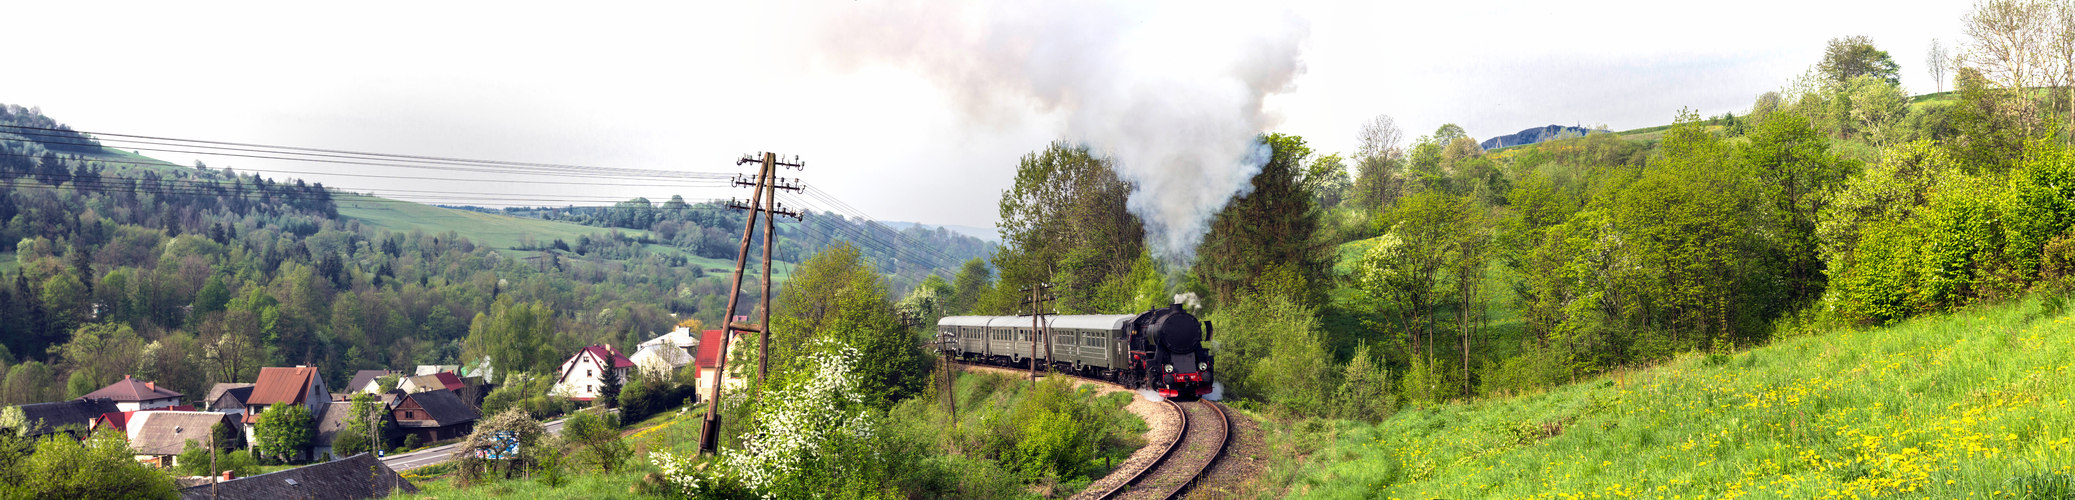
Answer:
xmin=313 ymin=402 xmax=352 ymax=445
xmin=128 ymin=411 xmax=232 ymax=456
xmin=178 ymin=452 xmax=418 ymax=500
xmin=13 ymin=398 xmax=119 ymax=437
xmin=400 ymin=389 xmax=478 ymax=427
xmin=344 ymin=370 xmax=398 ymax=393
xmin=206 ymin=383 xmax=255 ymax=408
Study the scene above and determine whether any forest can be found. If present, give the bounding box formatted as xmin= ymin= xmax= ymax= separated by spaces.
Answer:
xmin=0 ymin=104 xmax=986 ymax=405
xmin=917 ymin=18 xmax=2075 ymax=422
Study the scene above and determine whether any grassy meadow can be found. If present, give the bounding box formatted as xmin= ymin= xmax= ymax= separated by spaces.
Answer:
xmin=1262 ymin=293 xmax=2075 ymax=499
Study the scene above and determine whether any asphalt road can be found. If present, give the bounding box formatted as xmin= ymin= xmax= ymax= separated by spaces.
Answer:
xmin=381 ymin=416 xmax=569 ymax=471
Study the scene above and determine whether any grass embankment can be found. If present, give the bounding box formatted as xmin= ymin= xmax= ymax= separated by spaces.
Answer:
xmin=1265 ymin=294 xmax=2075 ymax=499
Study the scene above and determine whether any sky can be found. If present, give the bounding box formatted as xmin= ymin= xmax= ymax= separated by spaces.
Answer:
xmin=4 ymin=1 xmax=1972 ymax=231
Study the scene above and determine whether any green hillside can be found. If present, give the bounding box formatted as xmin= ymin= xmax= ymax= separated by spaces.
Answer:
xmin=335 ymin=193 xmax=635 ymax=251
xmin=1263 ymin=294 xmax=2075 ymax=499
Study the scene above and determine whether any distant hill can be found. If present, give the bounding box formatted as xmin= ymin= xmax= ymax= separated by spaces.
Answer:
xmin=1480 ymin=125 xmax=1607 ymax=150
xmin=881 ymin=221 xmax=999 ymax=243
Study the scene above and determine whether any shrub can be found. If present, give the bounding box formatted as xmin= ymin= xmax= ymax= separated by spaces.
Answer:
xmin=401 ymin=434 xmax=421 ymax=451
xmin=562 ymin=411 xmax=630 ymax=473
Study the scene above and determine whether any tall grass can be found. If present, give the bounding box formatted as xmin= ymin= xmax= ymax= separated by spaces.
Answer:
xmin=1263 ymin=293 xmax=2075 ymax=499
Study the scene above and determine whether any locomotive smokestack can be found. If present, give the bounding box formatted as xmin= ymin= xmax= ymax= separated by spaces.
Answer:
xmin=1170 ymin=303 xmax=1183 ymax=313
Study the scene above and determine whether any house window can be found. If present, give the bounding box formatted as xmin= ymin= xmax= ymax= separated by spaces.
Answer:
xmin=588 ymin=369 xmax=594 ymax=377
xmin=405 ymin=411 xmax=415 ymax=419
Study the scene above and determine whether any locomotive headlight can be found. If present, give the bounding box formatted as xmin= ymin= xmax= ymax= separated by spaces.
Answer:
xmin=1163 ymin=364 xmax=1174 ymax=373
xmin=1198 ymin=362 xmax=1208 ymax=372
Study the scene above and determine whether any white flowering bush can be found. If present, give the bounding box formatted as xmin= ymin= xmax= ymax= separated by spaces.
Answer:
xmin=651 ymin=339 xmax=898 ymax=499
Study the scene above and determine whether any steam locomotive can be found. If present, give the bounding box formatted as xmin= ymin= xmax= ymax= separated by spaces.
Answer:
xmin=935 ymin=304 xmax=1214 ymax=400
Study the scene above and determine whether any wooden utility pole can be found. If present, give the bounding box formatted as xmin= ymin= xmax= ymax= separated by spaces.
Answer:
xmin=1019 ymin=283 xmax=1055 ymax=383
xmin=699 ymin=152 xmax=804 ymax=456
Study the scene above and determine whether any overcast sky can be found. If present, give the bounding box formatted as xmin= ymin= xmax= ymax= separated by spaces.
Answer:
xmin=5 ymin=1 xmax=1969 ymax=230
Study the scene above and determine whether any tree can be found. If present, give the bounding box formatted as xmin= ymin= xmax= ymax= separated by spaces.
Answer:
xmin=253 ymin=403 xmax=313 ymax=462
xmin=1353 ymin=114 xmax=1410 ymax=209
xmin=1930 ymin=37 xmax=1952 ymax=93
xmin=1333 ymin=343 xmax=1395 ymax=422
xmin=762 ymin=243 xmax=926 ymax=408
xmin=945 ymin=258 xmax=992 ymax=315
xmin=1820 ymin=35 xmax=1902 ymax=85
xmin=38 ymin=273 xmax=87 ymax=340
xmin=1357 ymin=190 xmax=1489 ymax=400
xmin=1195 ymin=133 xmax=1330 ymax=309
xmin=0 ymin=432 xmax=177 ymax=499
xmin=561 ymin=411 xmax=630 ymax=473
xmin=598 ymin=366 xmax=622 ymax=409
xmin=896 ymin=274 xmax=953 ymax=323
xmin=1961 ymin=0 xmax=2052 ymax=91
xmin=462 ymin=298 xmax=560 ymax=376
xmin=1739 ymin=113 xmax=1856 ymax=310
xmin=1356 ymin=114 xmax=1406 ymax=163
xmin=1 ymin=362 xmax=59 ymax=405
xmin=1304 ymin=153 xmax=1352 ymax=209
xmin=335 ymin=392 xmax=387 ymax=455
xmin=993 ymin=142 xmax=1144 ymax=314
xmin=455 ymin=408 xmax=549 ymax=483
xmin=194 ymin=275 xmax=230 ymax=316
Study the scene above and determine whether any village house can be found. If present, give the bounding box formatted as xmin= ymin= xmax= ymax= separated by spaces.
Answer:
xmin=82 ymin=375 xmax=184 ymax=411
xmin=243 ymin=366 xmax=329 ymax=451
xmin=11 ymin=398 xmax=120 ymax=440
xmin=412 ymin=364 xmax=459 ymax=376
xmin=91 ymin=405 xmax=198 ymax=434
xmin=391 ymin=389 xmax=478 ymax=443
xmin=630 ymin=327 xmax=701 ymax=376
xmin=313 ymin=398 xmax=397 ymax=460
xmin=343 ymin=369 xmax=401 ymax=394
xmin=693 ymin=330 xmax=745 ymax=396
xmin=397 ymin=372 xmax=464 ymax=394
xmin=203 ymin=383 xmax=255 ymax=416
xmin=552 ymin=345 xmax=633 ymax=402
xmin=126 ymin=411 xmax=237 ymax=468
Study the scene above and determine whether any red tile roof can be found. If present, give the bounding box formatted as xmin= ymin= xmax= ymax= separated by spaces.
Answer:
xmin=81 ymin=375 xmax=183 ymax=402
xmin=247 ymin=367 xmax=322 ymax=406
xmin=432 ymin=372 xmax=465 ymax=391
xmin=695 ymin=330 xmax=727 ymax=369
xmin=93 ymin=411 xmax=134 ymax=432
xmin=582 ymin=345 xmax=635 ymax=369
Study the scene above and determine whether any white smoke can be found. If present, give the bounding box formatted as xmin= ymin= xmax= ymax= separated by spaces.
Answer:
xmin=815 ymin=1 xmax=1310 ymax=265
xmin=1202 ymin=382 xmax=1225 ymax=402
xmin=1138 ymin=388 xmax=1167 ymax=403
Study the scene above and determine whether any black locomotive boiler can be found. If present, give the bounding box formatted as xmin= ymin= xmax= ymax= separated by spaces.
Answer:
xmin=935 ymin=303 xmax=1215 ymax=400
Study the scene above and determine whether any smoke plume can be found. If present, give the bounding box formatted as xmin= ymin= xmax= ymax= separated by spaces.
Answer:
xmin=816 ymin=1 xmax=1309 ymax=265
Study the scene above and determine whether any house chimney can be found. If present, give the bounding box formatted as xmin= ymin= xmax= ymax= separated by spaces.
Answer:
xmin=146 ymin=381 xmax=156 ymax=391
xmin=221 ymin=470 xmax=235 ymax=481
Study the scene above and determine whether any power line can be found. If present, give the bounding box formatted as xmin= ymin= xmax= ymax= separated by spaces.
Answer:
xmin=0 ymin=124 xmax=736 ymax=180
xmin=0 ymin=125 xmax=984 ymax=271
xmin=0 ymin=131 xmax=735 ymax=182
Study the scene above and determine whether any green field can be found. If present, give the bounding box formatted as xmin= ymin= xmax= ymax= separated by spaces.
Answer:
xmin=335 ymin=193 xmax=653 ymax=251
xmin=1260 ymin=293 xmax=2075 ymax=499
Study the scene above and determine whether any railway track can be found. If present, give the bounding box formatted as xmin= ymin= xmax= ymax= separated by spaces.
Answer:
xmin=945 ymin=360 xmax=1233 ymax=500
xmin=1093 ymin=400 xmax=1230 ymax=499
